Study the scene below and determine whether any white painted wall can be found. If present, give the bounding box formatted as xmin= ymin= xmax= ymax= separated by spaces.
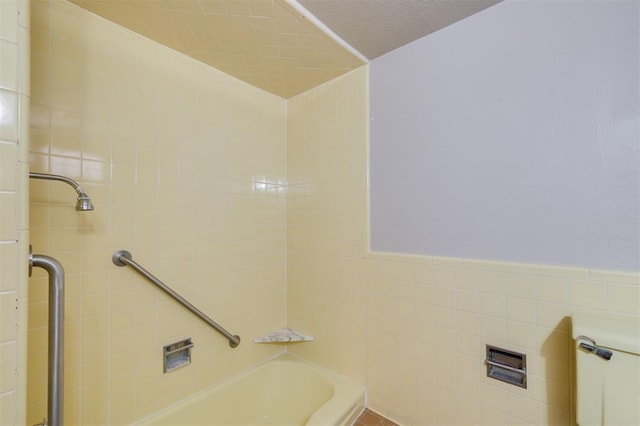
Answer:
xmin=369 ymin=0 xmax=639 ymax=270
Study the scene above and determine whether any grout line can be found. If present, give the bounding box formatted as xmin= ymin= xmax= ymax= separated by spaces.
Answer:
xmin=280 ymin=0 xmax=369 ymax=64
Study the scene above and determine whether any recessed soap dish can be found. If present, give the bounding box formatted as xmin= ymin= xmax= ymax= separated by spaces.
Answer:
xmin=163 ymin=338 xmax=193 ymax=373
xmin=485 ymin=344 xmax=527 ymax=388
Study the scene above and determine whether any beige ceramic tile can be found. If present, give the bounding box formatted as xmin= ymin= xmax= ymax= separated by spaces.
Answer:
xmin=16 ymin=163 xmax=29 ymax=232
xmin=0 ymin=342 xmax=16 ymax=393
xmin=456 ymin=311 xmax=480 ymax=336
xmin=479 ymin=292 xmax=506 ymax=318
xmin=456 ymin=289 xmax=479 ymax=313
xmin=455 ymin=268 xmax=479 ymax=290
xmin=0 ymin=39 xmax=18 ymax=91
xmin=0 ymin=192 xmax=17 ymax=241
xmin=0 ymin=390 xmax=15 ymax=425
xmin=15 ymin=365 xmax=26 ymax=426
xmin=427 ymin=256 xmax=460 ymax=268
xmin=0 ymin=291 xmax=17 ymax=342
xmin=81 ymin=400 xmax=108 ymax=425
xmin=589 ymin=269 xmax=640 ymax=285
xmin=507 ymin=296 xmax=536 ymax=324
xmin=571 ymin=280 xmax=607 ymax=310
xmin=536 ymin=302 xmax=569 ymax=330
xmin=69 ymin=0 xmax=364 ymax=98
xmin=478 ymin=270 xmax=505 ymax=294
xmin=109 ymin=394 xmax=134 ymax=421
xmin=480 ymin=315 xmax=507 ymax=343
xmin=17 ymin=0 xmax=29 ymax=30
xmin=433 ymin=284 xmax=455 ymax=308
xmin=505 ymin=273 xmax=535 ymax=298
xmin=508 ymin=393 xmax=538 ymax=425
xmin=0 ymin=243 xmax=18 ymax=292
xmin=0 ymin=143 xmax=17 ymax=190
xmin=506 ymin=321 xmax=536 ymax=350
xmin=607 ymin=283 xmax=640 ymax=315
xmin=498 ymin=261 xmax=539 ymax=275
xmin=31 ymin=1 xmax=51 ymax=35
xmin=0 ymin=0 xmax=19 ymax=42
xmin=537 ymin=328 xmax=570 ymax=359
xmin=539 ymin=264 xmax=589 ymax=279
xmin=0 ymin=89 xmax=18 ymax=141
xmin=434 ymin=265 xmax=456 ymax=288
xmin=535 ymin=276 xmax=569 ymax=304
xmin=464 ymin=258 xmax=500 ymax=271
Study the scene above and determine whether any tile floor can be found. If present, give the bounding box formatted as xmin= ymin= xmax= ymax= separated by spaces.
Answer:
xmin=355 ymin=409 xmax=400 ymax=426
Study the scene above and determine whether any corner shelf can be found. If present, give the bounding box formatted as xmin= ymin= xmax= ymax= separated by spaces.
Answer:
xmin=253 ymin=328 xmax=314 ymax=343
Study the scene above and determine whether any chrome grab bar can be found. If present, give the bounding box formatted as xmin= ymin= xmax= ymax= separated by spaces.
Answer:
xmin=29 ymin=247 xmax=65 ymax=426
xmin=112 ymin=250 xmax=241 ymax=348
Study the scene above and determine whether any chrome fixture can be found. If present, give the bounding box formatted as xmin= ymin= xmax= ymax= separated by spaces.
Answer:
xmin=485 ymin=345 xmax=527 ymax=388
xmin=112 ymin=250 xmax=241 ymax=348
xmin=29 ymin=172 xmax=94 ymax=211
xmin=576 ymin=335 xmax=613 ymax=361
xmin=29 ymin=246 xmax=65 ymax=426
xmin=164 ymin=338 xmax=194 ymax=373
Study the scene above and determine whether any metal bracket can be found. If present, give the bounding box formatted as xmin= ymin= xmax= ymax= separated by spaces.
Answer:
xmin=577 ymin=335 xmax=613 ymax=360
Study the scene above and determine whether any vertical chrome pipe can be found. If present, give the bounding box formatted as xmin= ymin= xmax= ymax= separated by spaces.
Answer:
xmin=30 ymin=249 xmax=65 ymax=426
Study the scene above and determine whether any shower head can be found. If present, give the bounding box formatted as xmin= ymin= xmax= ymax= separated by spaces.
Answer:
xmin=29 ymin=172 xmax=95 ymax=211
xmin=75 ymin=193 xmax=94 ymax=211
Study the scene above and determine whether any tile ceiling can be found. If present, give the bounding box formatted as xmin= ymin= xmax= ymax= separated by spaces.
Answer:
xmin=68 ymin=0 xmax=501 ymax=98
xmin=69 ymin=0 xmax=365 ymax=98
xmin=300 ymin=0 xmax=502 ymax=60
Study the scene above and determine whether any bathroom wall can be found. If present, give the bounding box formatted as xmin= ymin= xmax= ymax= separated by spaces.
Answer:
xmin=27 ymin=0 xmax=287 ymax=424
xmin=0 ymin=0 xmax=29 ymax=424
xmin=369 ymin=0 xmax=639 ymax=271
xmin=22 ymin=1 xmax=640 ymax=426
xmin=286 ymin=7 xmax=639 ymax=426
xmin=287 ymin=66 xmax=369 ymax=381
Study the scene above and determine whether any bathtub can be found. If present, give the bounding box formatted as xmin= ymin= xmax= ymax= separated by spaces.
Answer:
xmin=134 ymin=353 xmax=366 ymax=426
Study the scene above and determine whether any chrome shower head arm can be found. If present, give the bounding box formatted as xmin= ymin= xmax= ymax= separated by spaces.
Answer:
xmin=29 ymin=172 xmax=83 ymax=194
xmin=29 ymin=172 xmax=95 ymax=211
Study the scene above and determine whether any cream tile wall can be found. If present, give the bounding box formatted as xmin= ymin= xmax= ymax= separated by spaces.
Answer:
xmin=0 ymin=0 xmax=29 ymax=425
xmin=286 ymin=68 xmax=640 ymax=425
xmin=286 ymin=66 xmax=369 ymax=381
xmin=28 ymin=0 xmax=287 ymax=424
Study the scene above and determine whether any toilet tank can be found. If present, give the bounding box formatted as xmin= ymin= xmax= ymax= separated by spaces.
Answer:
xmin=572 ymin=313 xmax=640 ymax=426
